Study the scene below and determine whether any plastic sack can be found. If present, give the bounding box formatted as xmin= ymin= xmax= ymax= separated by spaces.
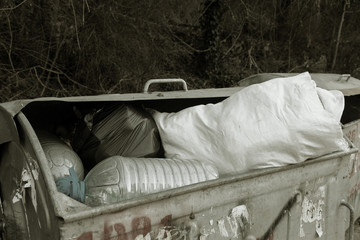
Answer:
xmin=84 ymin=156 xmax=218 ymax=206
xmin=151 ymin=72 xmax=348 ymax=176
xmin=38 ymin=130 xmax=84 ymax=180
xmin=72 ymin=103 xmax=161 ymax=170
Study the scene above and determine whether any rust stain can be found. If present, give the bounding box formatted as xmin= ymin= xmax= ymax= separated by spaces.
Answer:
xmin=131 ymin=216 xmax=151 ymax=239
xmin=114 ymin=223 xmax=128 ymax=240
xmin=160 ymin=214 xmax=172 ymax=227
xmin=77 ymin=232 xmax=93 ymax=240
xmin=102 ymin=221 xmax=113 ymax=240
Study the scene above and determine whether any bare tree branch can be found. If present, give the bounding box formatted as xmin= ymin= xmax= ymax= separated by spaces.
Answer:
xmin=331 ymin=0 xmax=350 ymax=71
xmin=70 ymin=0 xmax=81 ymax=50
xmin=0 ymin=0 xmax=28 ymax=11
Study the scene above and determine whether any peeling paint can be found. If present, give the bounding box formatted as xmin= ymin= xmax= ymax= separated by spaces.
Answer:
xmin=12 ymin=168 xmax=37 ymax=212
xmin=12 ymin=190 xmax=22 ymax=203
xmin=301 ymin=197 xmax=324 ymax=223
xmin=299 ymin=224 xmax=305 ymax=238
xmin=217 ymin=218 xmax=228 ymax=237
xmin=216 ymin=205 xmax=250 ymax=238
xmin=155 ymin=229 xmax=172 ymax=240
xmin=300 ymin=185 xmax=326 ymax=238
xmin=226 ymin=215 xmax=238 ymax=238
xmin=200 ymin=223 xmax=216 ymax=239
xmin=153 ymin=226 xmax=190 ymax=240
xmin=231 ymin=205 xmax=249 ymax=229
xmin=316 ymin=220 xmax=323 ymax=237
xmin=135 ymin=233 xmax=151 ymax=240
xmin=22 ymin=169 xmax=38 ymax=212
xmin=318 ymin=186 xmax=326 ymax=198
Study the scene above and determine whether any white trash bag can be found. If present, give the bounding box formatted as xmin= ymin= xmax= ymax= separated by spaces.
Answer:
xmin=151 ymin=72 xmax=347 ymax=175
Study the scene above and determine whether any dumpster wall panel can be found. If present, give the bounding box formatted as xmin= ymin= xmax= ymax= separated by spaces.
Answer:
xmin=343 ymin=120 xmax=360 ymax=222
xmin=58 ymin=153 xmax=352 ymax=240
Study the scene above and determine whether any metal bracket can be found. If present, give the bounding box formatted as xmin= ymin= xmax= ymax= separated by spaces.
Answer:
xmin=341 ymin=200 xmax=355 ymax=240
xmin=259 ymin=191 xmax=302 ymax=240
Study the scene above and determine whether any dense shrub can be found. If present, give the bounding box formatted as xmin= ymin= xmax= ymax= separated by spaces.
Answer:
xmin=0 ymin=0 xmax=359 ymax=101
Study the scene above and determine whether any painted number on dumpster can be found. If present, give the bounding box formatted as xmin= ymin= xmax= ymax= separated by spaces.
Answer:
xmin=77 ymin=215 xmax=171 ymax=240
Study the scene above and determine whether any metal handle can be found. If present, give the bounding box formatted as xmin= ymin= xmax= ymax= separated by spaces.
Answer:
xmin=338 ymin=74 xmax=351 ymax=82
xmin=143 ymin=79 xmax=188 ymax=93
xmin=341 ymin=200 xmax=355 ymax=240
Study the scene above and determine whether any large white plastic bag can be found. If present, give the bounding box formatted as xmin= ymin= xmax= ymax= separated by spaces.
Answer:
xmin=151 ymin=72 xmax=346 ymax=175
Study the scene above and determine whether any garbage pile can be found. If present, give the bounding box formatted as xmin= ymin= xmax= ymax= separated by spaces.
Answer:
xmin=38 ymin=72 xmax=348 ymax=206
xmin=38 ymin=102 xmax=219 ymax=206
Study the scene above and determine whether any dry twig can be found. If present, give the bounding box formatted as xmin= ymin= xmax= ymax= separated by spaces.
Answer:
xmin=0 ymin=0 xmax=28 ymax=11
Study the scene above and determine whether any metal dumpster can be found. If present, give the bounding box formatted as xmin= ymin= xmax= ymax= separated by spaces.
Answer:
xmin=0 ymin=74 xmax=359 ymax=240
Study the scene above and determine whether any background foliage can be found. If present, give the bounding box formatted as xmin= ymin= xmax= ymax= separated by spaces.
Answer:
xmin=1 ymin=0 xmax=360 ymax=101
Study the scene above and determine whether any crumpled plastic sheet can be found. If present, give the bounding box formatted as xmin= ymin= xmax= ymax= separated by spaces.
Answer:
xmin=72 ymin=103 xmax=161 ymax=170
